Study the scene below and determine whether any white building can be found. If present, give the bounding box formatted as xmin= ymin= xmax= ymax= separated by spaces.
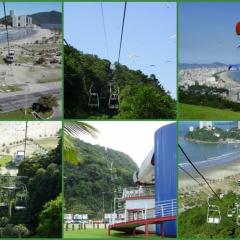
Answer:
xmin=19 ymin=15 xmax=27 ymax=27
xmin=199 ymin=121 xmax=213 ymax=129
xmin=10 ymin=10 xmax=32 ymax=28
xmin=238 ymin=122 xmax=240 ymax=129
xmin=12 ymin=15 xmax=18 ymax=27
xmin=12 ymin=150 xmax=25 ymax=165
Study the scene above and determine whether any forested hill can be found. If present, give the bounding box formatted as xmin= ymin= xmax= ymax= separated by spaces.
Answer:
xmin=29 ymin=11 xmax=61 ymax=25
xmin=64 ymin=45 xmax=176 ymax=119
xmin=64 ymin=139 xmax=138 ymax=218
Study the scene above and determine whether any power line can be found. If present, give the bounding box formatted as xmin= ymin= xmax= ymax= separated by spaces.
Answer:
xmin=23 ymin=121 xmax=28 ymax=160
xmin=64 ymin=38 xmax=70 ymax=47
xmin=3 ymin=2 xmax=10 ymax=54
xmin=100 ymin=2 xmax=109 ymax=59
xmin=117 ymin=2 xmax=127 ymax=64
xmin=178 ymin=144 xmax=221 ymax=201
xmin=179 ymin=165 xmax=212 ymax=195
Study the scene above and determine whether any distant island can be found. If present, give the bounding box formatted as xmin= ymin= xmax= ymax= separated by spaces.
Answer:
xmin=185 ymin=126 xmax=240 ymax=143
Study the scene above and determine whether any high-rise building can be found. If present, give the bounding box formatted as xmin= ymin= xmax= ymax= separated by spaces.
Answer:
xmin=10 ymin=10 xmax=32 ymax=28
xmin=9 ymin=10 xmax=15 ymax=17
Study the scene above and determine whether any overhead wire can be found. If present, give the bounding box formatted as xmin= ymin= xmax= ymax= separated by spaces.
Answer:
xmin=3 ymin=2 xmax=10 ymax=54
xmin=100 ymin=2 xmax=109 ymax=59
xmin=117 ymin=2 xmax=127 ymax=64
xmin=178 ymin=144 xmax=221 ymax=201
xmin=179 ymin=165 xmax=212 ymax=195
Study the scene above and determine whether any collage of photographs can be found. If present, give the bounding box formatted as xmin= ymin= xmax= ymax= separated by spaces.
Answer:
xmin=0 ymin=1 xmax=240 ymax=240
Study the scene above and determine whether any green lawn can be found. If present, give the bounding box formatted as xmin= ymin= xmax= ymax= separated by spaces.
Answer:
xmin=0 ymin=109 xmax=34 ymax=120
xmin=0 ymin=109 xmax=53 ymax=120
xmin=0 ymin=155 xmax=12 ymax=167
xmin=35 ymin=137 xmax=58 ymax=150
xmin=178 ymin=103 xmax=240 ymax=120
xmin=64 ymin=229 xmax=167 ymax=240
xmin=1 ymin=84 xmax=23 ymax=92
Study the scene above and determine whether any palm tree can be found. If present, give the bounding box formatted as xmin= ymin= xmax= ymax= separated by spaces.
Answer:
xmin=64 ymin=121 xmax=99 ymax=163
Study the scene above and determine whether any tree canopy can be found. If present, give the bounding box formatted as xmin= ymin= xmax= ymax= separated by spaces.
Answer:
xmin=64 ymin=45 xmax=176 ymax=119
xmin=64 ymin=139 xmax=138 ymax=219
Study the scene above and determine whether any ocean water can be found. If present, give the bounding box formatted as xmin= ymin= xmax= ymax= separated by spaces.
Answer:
xmin=40 ymin=24 xmax=61 ymax=30
xmin=228 ymin=70 xmax=240 ymax=81
xmin=0 ymin=28 xmax=36 ymax=43
xmin=179 ymin=121 xmax=240 ymax=171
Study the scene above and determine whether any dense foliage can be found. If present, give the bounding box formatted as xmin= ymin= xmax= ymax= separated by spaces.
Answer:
xmin=179 ymin=85 xmax=240 ymax=112
xmin=185 ymin=127 xmax=240 ymax=143
xmin=179 ymin=192 xmax=240 ymax=238
xmin=64 ymin=139 xmax=138 ymax=219
xmin=0 ymin=138 xmax=62 ymax=238
xmin=64 ymin=45 xmax=176 ymax=119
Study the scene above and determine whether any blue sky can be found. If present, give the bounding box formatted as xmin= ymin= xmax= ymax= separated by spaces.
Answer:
xmin=64 ymin=2 xmax=176 ymax=98
xmin=180 ymin=2 xmax=240 ymax=64
xmin=0 ymin=2 xmax=61 ymax=16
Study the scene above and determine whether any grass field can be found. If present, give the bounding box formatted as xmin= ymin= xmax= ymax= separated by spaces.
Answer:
xmin=0 ymin=155 xmax=12 ymax=167
xmin=178 ymin=103 xmax=240 ymax=120
xmin=0 ymin=109 xmax=34 ymax=120
xmin=0 ymin=109 xmax=52 ymax=120
xmin=64 ymin=229 xmax=168 ymax=240
xmin=35 ymin=137 xmax=58 ymax=150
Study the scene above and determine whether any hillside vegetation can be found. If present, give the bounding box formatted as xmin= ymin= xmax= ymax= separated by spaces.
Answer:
xmin=179 ymin=192 xmax=240 ymax=238
xmin=64 ymin=139 xmax=138 ymax=218
xmin=64 ymin=45 xmax=176 ymax=119
xmin=0 ymin=139 xmax=62 ymax=237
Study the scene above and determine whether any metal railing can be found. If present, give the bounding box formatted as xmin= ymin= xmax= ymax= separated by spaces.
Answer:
xmin=110 ymin=198 xmax=176 ymax=225
xmin=122 ymin=186 xmax=155 ymax=199
xmin=155 ymin=199 xmax=177 ymax=217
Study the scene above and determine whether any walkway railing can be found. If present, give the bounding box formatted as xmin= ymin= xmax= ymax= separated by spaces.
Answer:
xmin=110 ymin=198 xmax=176 ymax=225
xmin=122 ymin=186 xmax=155 ymax=199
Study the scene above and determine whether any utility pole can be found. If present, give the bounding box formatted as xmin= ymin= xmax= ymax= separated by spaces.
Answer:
xmin=23 ymin=121 xmax=28 ymax=160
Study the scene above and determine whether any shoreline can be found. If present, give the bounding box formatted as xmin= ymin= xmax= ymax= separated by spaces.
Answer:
xmin=217 ymin=70 xmax=240 ymax=88
xmin=179 ymin=157 xmax=240 ymax=190
xmin=185 ymin=136 xmax=240 ymax=144
xmin=0 ymin=26 xmax=53 ymax=47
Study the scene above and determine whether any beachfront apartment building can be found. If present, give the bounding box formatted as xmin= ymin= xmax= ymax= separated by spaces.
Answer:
xmin=11 ymin=10 xmax=32 ymax=28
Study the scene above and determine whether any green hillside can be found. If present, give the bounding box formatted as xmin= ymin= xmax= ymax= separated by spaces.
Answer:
xmin=179 ymin=192 xmax=240 ymax=238
xmin=29 ymin=11 xmax=61 ymax=25
xmin=64 ymin=45 xmax=176 ymax=119
xmin=178 ymin=103 xmax=240 ymax=120
xmin=64 ymin=139 xmax=138 ymax=219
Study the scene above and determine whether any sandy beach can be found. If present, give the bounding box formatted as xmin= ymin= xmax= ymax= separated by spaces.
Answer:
xmin=179 ymin=158 xmax=240 ymax=191
xmin=218 ymin=71 xmax=240 ymax=88
xmin=0 ymin=26 xmax=53 ymax=47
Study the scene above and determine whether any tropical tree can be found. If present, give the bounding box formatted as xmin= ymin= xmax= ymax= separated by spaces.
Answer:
xmin=64 ymin=121 xmax=99 ymax=163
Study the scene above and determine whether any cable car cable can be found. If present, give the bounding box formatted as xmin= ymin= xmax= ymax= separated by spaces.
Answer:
xmin=100 ymin=2 xmax=109 ymax=59
xmin=178 ymin=144 xmax=221 ymax=201
xmin=179 ymin=165 xmax=212 ymax=195
xmin=117 ymin=2 xmax=127 ymax=64
xmin=3 ymin=2 xmax=10 ymax=54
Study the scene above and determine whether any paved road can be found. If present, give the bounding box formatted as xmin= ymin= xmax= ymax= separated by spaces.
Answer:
xmin=0 ymin=88 xmax=61 ymax=114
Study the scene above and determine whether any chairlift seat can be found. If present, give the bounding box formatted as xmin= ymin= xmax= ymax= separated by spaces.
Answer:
xmin=15 ymin=205 xmax=26 ymax=210
xmin=207 ymin=204 xmax=221 ymax=224
xmin=88 ymin=93 xmax=100 ymax=108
